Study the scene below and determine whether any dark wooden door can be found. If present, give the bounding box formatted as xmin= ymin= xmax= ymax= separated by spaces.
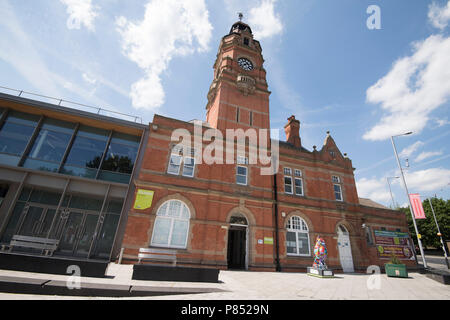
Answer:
xmin=227 ymin=228 xmax=246 ymax=269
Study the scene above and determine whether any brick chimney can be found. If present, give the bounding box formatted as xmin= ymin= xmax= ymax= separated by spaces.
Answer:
xmin=284 ymin=115 xmax=301 ymax=148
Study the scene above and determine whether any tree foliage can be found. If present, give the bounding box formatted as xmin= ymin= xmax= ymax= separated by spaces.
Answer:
xmin=399 ymin=198 xmax=450 ymax=250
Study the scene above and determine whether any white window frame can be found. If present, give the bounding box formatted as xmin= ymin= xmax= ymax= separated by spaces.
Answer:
xmin=284 ymin=176 xmax=293 ymax=194
xmin=283 ymin=167 xmax=292 ymax=175
xmin=294 ymin=169 xmax=302 ymax=177
xmin=286 ymin=216 xmax=310 ymax=257
xmin=150 ymin=200 xmax=191 ymax=249
xmin=181 ymin=156 xmax=195 ymax=177
xmin=167 ymin=146 xmax=196 ymax=178
xmin=167 ymin=154 xmax=182 ymax=175
xmin=332 ymin=175 xmax=341 ymax=183
xmin=294 ymin=177 xmax=304 ymax=196
xmin=334 ymin=183 xmax=343 ymax=201
xmin=236 ymin=165 xmax=248 ymax=185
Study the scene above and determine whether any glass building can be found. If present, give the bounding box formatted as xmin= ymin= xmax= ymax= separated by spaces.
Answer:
xmin=0 ymin=93 xmax=148 ymax=261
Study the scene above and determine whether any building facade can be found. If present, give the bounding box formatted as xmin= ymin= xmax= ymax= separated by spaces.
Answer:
xmin=0 ymin=92 xmax=148 ymax=261
xmin=119 ymin=22 xmax=417 ymax=272
xmin=0 ymin=21 xmax=416 ymax=273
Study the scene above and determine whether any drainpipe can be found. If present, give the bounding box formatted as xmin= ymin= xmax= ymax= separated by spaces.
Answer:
xmin=273 ymin=172 xmax=281 ymax=272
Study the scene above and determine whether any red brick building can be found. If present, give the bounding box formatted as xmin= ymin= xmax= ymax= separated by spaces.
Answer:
xmin=120 ymin=21 xmax=417 ymax=272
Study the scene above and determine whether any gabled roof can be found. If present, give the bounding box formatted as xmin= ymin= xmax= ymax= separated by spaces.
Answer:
xmin=359 ymin=198 xmax=390 ymax=210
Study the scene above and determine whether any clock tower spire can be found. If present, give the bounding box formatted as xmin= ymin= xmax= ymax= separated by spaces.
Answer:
xmin=206 ymin=19 xmax=271 ymax=131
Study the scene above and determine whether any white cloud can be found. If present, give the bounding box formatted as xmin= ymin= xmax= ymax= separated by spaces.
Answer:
xmin=415 ymin=150 xmax=444 ymax=162
xmin=82 ymin=72 xmax=97 ymax=85
xmin=363 ymin=34 xmax=450 ymax=141
xmin=60 ymin=0 xmax=99 ymax=31
xmin=116 ymin=0 xmax=213 ymax=111
xmin=399 ymin=141 xmax=424 ymax=158
xmin=248 ymin=0 xmax=283 ymax=39
xmin=428 ymin=1 xmax=450 ymax=30
xmin=404 ymin=167 xmax=450 ymax=192
xmin=356 ymin=177 xmax=392 ymax=204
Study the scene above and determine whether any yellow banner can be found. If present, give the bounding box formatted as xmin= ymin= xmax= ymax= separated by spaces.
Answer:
xmin=133 ymin=189 xmax=154 ymax=210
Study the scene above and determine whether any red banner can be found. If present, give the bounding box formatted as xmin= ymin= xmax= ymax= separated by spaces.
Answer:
xmin=409 ymin=193 xmax=426 ymax=219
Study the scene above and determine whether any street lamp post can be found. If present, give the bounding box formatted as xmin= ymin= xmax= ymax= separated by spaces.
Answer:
xmin=426 ymin=196 xmax=450 ymax=269
xmin=386 ymin=176 xmax=400 ymax=209
xmin=391 ymin=132 xmax=428 ymax=269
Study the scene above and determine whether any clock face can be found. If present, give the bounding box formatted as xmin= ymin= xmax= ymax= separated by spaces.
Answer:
xmin=238 ymin=58 xmax=254 ymax=71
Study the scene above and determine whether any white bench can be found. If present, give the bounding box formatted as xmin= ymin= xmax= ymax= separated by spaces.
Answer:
xmin=138 ymin=248 xmax=177 ymax=266
xmin=8 ymin=235 xmax=59 ymax=256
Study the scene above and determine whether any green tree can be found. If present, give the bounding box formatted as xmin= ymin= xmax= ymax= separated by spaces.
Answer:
xmin=399 ymin=198 xmax=450 ymax=250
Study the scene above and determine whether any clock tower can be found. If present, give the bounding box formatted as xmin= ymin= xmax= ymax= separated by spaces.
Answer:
xmin=206 ymin=20 xmax=271 ymax=132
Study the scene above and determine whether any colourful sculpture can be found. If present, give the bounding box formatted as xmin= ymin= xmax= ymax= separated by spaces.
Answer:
xmin=312 ymin=236 xmax=328 ymax=270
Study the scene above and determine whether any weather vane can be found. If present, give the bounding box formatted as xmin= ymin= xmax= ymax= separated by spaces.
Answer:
xmin=238 ymin=12 xmax=243 ymax=21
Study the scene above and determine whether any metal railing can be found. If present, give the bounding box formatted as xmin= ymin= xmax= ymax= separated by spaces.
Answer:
xmin=0 ymin=85 xmax=143 ymax=124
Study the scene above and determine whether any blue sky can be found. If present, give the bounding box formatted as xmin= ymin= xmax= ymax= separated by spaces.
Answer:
xmin=0 ymin=0 xmax=449 ymax=208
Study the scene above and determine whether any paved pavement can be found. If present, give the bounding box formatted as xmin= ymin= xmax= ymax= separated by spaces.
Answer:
xmin=0 ymin=261 xmax=449 ymax=300
xmin=417 ymin=254 xmax=450 ymax=271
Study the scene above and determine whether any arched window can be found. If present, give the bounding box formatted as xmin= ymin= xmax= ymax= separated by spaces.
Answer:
xmin=286 ymin=216 xmax=310 ymax=256
xmin=151 ymin=200 xmax=190 ymax=248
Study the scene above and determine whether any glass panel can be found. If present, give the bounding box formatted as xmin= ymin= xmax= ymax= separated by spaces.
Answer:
xmin=18 ymin=188 xmax=32 ymax=201
xmin=97 ymin=170 xmax=131 ymax=184
xmin=0 ymin=202 xmax=25 ymax=243
xmin=284 ymin=177 xmax=292 ymax=193
xmin=286 ymin=231 xmax=297 ymax=254
xmin=75 ymin=214 xmax=99 ymax=256
xmin=297 ymin=232 xmax=309 ymax=255
xmin=58 ymin=211 xmax=83 ymax=253
xmin=151 ymin=217 xmax=171 ymax=246
xmin=182 ymin=157 xmax=195 ymax=177
xmin=41 ymin=118 xmax=75 ymax=134
xmin=64 ymin=135 xmax=107 ymax=170
xmin=37 ymin=209 xmax=56 ymax=237
xmin=0 ymin=154 xmax=20 ymax=166
xmin=76 ymin=125 xmax=109 ymax=141
xmin=29 ymin=189 xmax=62 ymax=206
xmin=6 ymin=111 xmax=40 ymax=126
xmin=170 ymin=220 xmax=188 ymax=247
xmin=18 ymin=206 xmax=44 ymax=236
xmin=167 ymin=201 xmax=181 ymax=218
xmin=69 ymin=195 xmax=103 ymax=211
xmin=157 ymin=202 xmax=169 ymax=216
xmin=101 ymin=141 xmax=138 ymax=174
xmin=107 ymin=200 xmax=123 ymax=214
xmin=109 ymin=132 xmax=140 ymax=147
xmin=295 ymin=178 xmax=303 ymax=195
xmin=167 ymin=154 xmax=181 ymax=175
xmin=49 ymin=210 xmax=64 ymax=239
xmin=23 ymin=159 xmax=60 ymax=172
xmin=26 ymin=129 xmax=72 ymax=163
xmin=236 ymin=174 xmax=247 ymax=185
xmin=334 ymin=184 xmax=342 ymax=200
xmin=0 ymin=121 xmax=36 ymax=155
xmin=181 ymin=205 xmax=190 ymax=219
xmin=61 ymin=165 xmax=97 ymax=179
xmin=230 ymin=215 xmax=247 ymax=225
xmin=93 ymin=214 xmax=120 ymax=258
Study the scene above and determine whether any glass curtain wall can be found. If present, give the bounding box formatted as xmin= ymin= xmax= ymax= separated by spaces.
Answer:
xmin=0 ymin=187 xmax=123 ymax=260
xmin=0 ymin=109 xmax=141 ymax=184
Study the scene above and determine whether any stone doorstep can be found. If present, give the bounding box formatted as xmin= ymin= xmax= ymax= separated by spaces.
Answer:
xmin=0 ymin=275 xmax=228 ymax=297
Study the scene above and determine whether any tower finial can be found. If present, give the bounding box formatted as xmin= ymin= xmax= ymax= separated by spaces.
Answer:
xmin=238 ymin=12 xmax=243 ymax=21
